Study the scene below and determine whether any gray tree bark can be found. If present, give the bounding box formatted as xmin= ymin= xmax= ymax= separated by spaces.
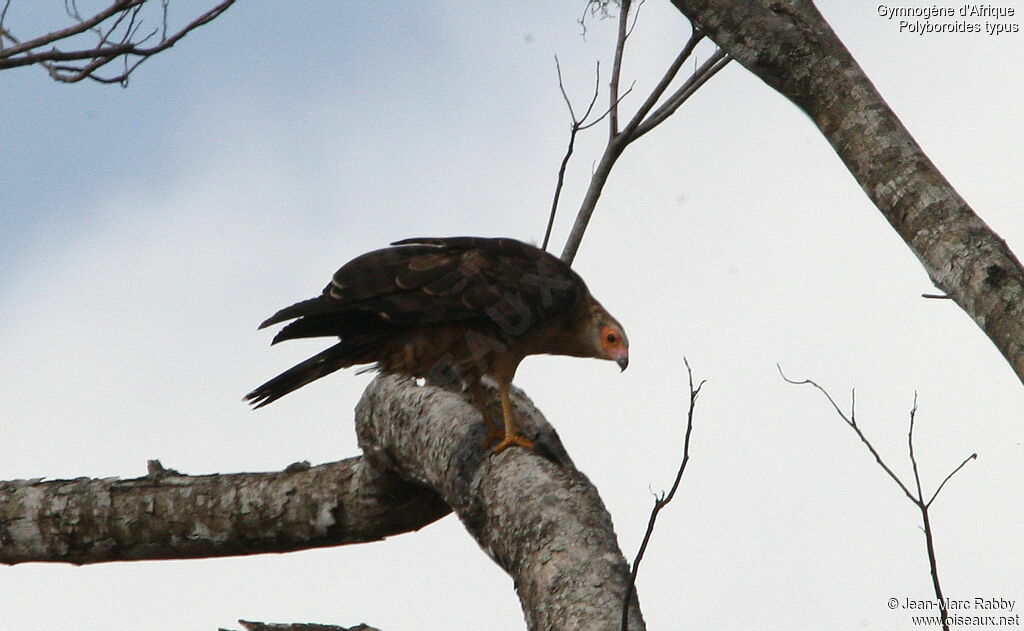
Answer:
xmin=0 ymin=454 xmax=449 ymax=565
xmin=357 ymin=376 xmax=644 ymax=631
xmin=670 ymin=0 xmax=1024 ymax=385
xmin=1 ymin=376 xmax=644 ymax=631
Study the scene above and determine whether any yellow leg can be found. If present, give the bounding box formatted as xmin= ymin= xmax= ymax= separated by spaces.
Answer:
xmin=491 ymin=380 xmax=535 ymax=453
xmin=469 ymin=381 xmax=504 ymax=449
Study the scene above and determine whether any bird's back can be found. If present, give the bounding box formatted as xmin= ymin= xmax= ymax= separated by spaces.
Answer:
xmin=246 ymin=236 xmax=591 ymax=406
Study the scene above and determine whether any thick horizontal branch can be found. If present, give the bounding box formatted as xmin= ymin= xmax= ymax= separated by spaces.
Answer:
xmin=0 ymin=456 xmax=450 ymax=565
xmin=2 ymin=376 xmax=645 ymax=630
xmin=669 ymin=0 xmax=1024 ymax=386
xmin=356 ymin=375 xmax=645 ymax=631
xmin=2 ymin=374 xmax=646 ymax=630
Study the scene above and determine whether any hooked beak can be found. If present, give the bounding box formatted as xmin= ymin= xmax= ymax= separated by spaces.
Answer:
xmin=616 ymin=355 xmax=629 ymax=372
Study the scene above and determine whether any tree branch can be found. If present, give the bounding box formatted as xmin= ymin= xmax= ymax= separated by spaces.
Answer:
xmin=669 ymin=0 xmax=1024 ymax=387
xmin=0 ymin=456 xmax=450 ymax=565
xmin=355 ymin=375 xmax=645 ymax=631
xmin=543 ymin=58 xmax=602 ymax=252
xmin=778 ymin=366 xmax=918 ymax=503
xmin=926 ymin=453 xmax=977 ymax=509
xmin=622 ymin=358 xmax=703 ymax=631
xmin=560 ymin=14 xmax=728 ymax=264
xmin=784 ymin=370 xmax=976 ymax=631
xmin=0 ymin=0 xmax=236 ymax=84
xmin=632 ymin=47 xmax=729 ymax=140
xmin=607 ymin=0 xmax=635 ymax=137
xmin=1 ymin=377 xmax=644 ymax=630
xmin=618 ymin=28 xmax=704 ymax=142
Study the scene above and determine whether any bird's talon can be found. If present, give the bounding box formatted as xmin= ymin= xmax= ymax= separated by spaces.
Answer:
xmin=481 ymin=426 xmax=505 ymax=450
xmin=491 ymin=432 xmax=535 ymax=454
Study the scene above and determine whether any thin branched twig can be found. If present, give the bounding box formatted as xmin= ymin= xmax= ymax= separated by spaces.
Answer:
xmin=926 ymin=453 xmax=976 ymax=508
xmin=608 ymin=0 xmax=631 ymax=137
xmin=544 ymin=59 xmax=602 ymax=252
xmin=0 ymin=0 xmax=235 ymax=85
xmin=780 ymin=367 xmax=977 ymax=631
xmin=777 ymin=367 xmax=916 ymax=502
xmin=632 ymin=47 xmax=730 ymax=139
xmin=554 ymin=2 xmax=731 ymax=264
xmin=543 ymin=59 xmax=634 ymax=251
xmin=621 ymin=358 xmax=704 ymax=631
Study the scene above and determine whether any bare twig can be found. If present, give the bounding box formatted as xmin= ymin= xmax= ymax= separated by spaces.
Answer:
xmin=544 ymin=59 xmax=602 ymax=252
xmin=544 ymin=60 xmax=635 ymax=252
xmin=578 ymin=84 xmax=634 ymax=133
xmin=622 ymin=358 xmax=704 ymax=631
xmin=781 ymin=368 xmax=976 ymax=631
xmin=777 ymin=366 xmax=917 ymax=502
xmin=559 ymin=24 xmax=730 ymax=264
xmin=633 ymin=47 xmax=730 ymax=140
xmin=0 ymin=0 xmax=140 ymax=58
xmin=926 ymin=453 xmax=977 ymax=508
xmin=907 ymin=393 xmax=924 ymax=503
xmin=160 ymin=0 xmax=169 ymax=40
xmin=608 ymin=0 xmax=632 ymax=137
xmin=619 ymin=29 xmax=705 ymax=141
xmin=550 ymin=0 xmax=733 ymax=263
xmin=624 ymin=0 xmax=645 ymax=40
xmin=0 ymin=0 xmax=10 ymax=50
xmin=0 ymin=0 xmax=236 ymax=84
xmin=904 ymin=395 xmax=949 ymax=629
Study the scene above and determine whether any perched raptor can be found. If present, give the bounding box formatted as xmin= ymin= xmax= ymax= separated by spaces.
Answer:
xmin=245 ymin=236 xmax=629 ymax=452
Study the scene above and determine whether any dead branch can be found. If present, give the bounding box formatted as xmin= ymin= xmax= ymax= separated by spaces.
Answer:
xmin=607 ymin=0 xmax=632 ymax=137
xmin=558 ymin=4 xmax=729 ymax=264
xmin=0 ymin=456 xmax=450 ymax=565
xmin=631 ymin=47 xmax=730 ymax=140
xmin=355 ymin=375 xmax=646 ymax=631
xmin=781 ymin=368 xmax=976 ymax=631
xmin=0 ymin=0 xmax=236 ymax=84
xmin=543 ymin=57 xmax=635 ymax=252
xmin=1 ymin=377 xmax=644 ymax=631
xmin=622 ymin=358 xmax=703 ymax=631
xmin=542 ymin=58 xmax=601 ymax=252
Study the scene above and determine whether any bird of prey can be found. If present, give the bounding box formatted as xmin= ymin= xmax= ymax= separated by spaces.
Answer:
xmin=245 ymin=236 xmax=629 ymax=453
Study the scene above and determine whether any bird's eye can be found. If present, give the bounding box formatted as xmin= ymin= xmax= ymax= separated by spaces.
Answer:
xmin=606 ymin=332 xmax=618 ymax=344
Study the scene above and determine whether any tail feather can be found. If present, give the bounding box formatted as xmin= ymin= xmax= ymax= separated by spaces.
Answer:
xmin=258 ymin=296 xmax=338 ymax=329
xmin=245 ymin=341 xmax=367 ymax=408
xmin=271 ymin=310 xmax=382 ymax=345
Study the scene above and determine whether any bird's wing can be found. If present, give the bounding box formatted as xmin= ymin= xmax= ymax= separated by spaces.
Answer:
xmin=369 ymin=236 xmax=584 ymax=328
xmin=261 ymin=237 xmax=584 ymax=340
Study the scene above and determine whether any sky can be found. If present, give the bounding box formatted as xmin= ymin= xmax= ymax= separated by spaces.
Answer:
xmin=2 ymin=1 xmax=1023 ymax=630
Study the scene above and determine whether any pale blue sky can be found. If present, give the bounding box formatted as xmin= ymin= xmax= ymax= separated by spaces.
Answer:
xmin=2 ymin=2 xmax=1023 ymax=630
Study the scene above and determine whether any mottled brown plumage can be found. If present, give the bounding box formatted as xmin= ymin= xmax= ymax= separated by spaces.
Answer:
xmin=246 ymin=236 xmax=628 ymax=452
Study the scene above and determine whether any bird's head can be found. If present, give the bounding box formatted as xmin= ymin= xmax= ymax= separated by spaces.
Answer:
xmin=597 ymin=320 xmax=630 ymax=371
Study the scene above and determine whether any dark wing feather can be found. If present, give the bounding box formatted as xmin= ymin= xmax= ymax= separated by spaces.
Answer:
xmin=376 ymin=236 xmax=585 ymax=325
xmin=259 ymin=296 xmax=338 ymax=329
xmin=325 ymin=245 xmax=443 ymax=303
xmin=259 ymin=237 xmax=584 ymax=333
xmin=244 ymin=338 xmax=380 ymax=407
xmin=271 ymin=309 xmax=382 ymax=344
xmin=248 ymin=237 xmax=587 ymax=407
